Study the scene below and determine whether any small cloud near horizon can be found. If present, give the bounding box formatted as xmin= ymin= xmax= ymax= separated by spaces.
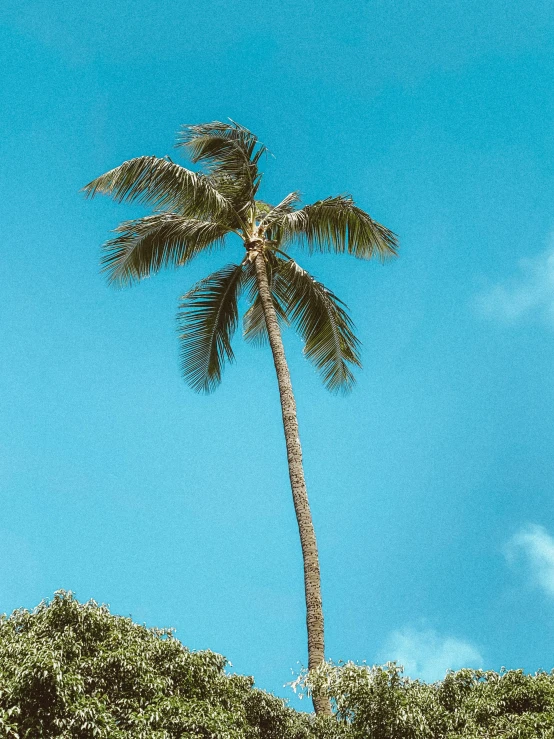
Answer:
xmin=475 ymin=239 xmax=554 ymax=325
xmin=378 ymin=626 xmax=483 ymax=682
xmin=505 ymin=524 xmax=554 ymax=597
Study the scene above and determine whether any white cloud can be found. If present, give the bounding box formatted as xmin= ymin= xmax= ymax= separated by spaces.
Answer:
xmin=475 ymin=241 xmax=554 ymax=324
xmin=378 ymin=627 xmax=483 ymax=682
xmin=506 ymin=524 xmax=554 ymax=597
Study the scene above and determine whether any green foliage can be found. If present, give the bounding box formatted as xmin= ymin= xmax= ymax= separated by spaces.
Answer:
xmin=85 ymin=120 xmax=398 ymax=395
xmin=0 ymin=592 xmax=312 ymax=739
xmin=82 ymin=156 xmax=232 ymax=220
xmin=272 ymin=259 xmax=361 ymax=394
xmin=269 ymin=195 xmax=397 ymax=261
xmin=243 ymin=255 xmax=361 ymax=392
xmin=300 ymin=661 xmax=554 ymax=738
xmin=176 ymin=121 xmax=269 ymax=206
xmin=177 ymin=264 xmax=246 ymax=393
xmin=103 ymin=215 xmax=228 ymax=286
xmin=175 ymin=251 xmax=362 ymax=395
xmin=1 ymin=594 xmax=552 ymax=738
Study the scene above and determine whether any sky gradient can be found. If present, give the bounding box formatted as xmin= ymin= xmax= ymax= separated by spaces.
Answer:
xmin=1 ymin=0 xmax=554 ymax=708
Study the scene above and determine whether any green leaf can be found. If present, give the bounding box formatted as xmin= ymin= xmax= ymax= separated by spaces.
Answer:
xmin=177 ymin=264 xmax=245 ymax=393
xmin=102 ymin=214 xmax=229 ymax=286
xmin=177 ymin=121 xmax=268 ymax=202
xmin=277 ymin=258 xmax=362 ymax=393
xmin=271 ymin=195 xmax=398 ymax=260
xmin=82 ymin=156 xmax=234 ymax=221
xmin=258 ymin=192 xmax=301 ymax=230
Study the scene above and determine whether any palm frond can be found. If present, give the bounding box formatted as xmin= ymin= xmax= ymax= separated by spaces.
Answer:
xmin=277 ymin=258 xmax=362 ymax=393
xmin=82 ymin=156 xmax=234 ymax=221
xmin=102 ymin=214 xmax=229 ymax=286
xmin=206 ymin=173 xmax=253 ymax=224
xmin=258 ymin=192 xmax=301 ymax=229
xmin=271 ymin=196 xmax=398 ymax=260
xmin=177 ymin=121 xmax=267 ymax=200
xmin=177 ymin=264 xmax=245 ymax=393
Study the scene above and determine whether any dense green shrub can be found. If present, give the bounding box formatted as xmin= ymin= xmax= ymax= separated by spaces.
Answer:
xmin=0 ymin=592 xmax=552 ymax=738
xmin=0 ymin=591 xmax=311 ymax=738
xmin=302 ymin=661 xmax=554 ymax=738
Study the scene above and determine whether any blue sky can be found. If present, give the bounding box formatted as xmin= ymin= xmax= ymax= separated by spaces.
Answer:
xmin=1 ymin=0 xmax=554 ymax=708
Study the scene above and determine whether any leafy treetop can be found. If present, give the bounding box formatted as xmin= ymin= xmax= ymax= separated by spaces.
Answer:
xmin=0 ymin=592 xmax=552 ymax=738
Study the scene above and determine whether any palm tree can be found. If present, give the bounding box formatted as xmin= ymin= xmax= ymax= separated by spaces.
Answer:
xmin=83 ymin=121 xmax=397 ymax=714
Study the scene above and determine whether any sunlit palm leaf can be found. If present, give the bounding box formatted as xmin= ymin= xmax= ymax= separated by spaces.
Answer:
xmin=277 ymin=258 xmax=362 ymax=393
xmin=272 ymin=195 xmax=398 ymax=260
xmin=258 ymin=192 xmax=301 ymax=230
xmin=177 ymin=121 xmax=267 ymax=201
xmin=102 ymin=214 xmax=229 ymax=286
xmin=82 ymin=156 xmax=234 ymax=221
xmin=177 ymin=264 xmax=245 ymax=393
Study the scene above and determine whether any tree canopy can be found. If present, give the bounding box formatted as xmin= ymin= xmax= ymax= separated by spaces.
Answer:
xmin=83 ymin=121 xmax=397 ymax=395
xmin=0 ymin=592 xmax=552 ymax=738
xmin=0 ymin=591 xmax=315 ymax=738
xmin=302 ymin=661 xmax=554 ymax=738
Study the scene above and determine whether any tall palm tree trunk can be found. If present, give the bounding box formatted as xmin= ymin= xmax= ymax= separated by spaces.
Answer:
xmin=253 ymin=247 xmax=332 ymax=717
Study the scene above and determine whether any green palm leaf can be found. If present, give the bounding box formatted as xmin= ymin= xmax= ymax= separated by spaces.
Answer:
xmin=82 ymin=156 xmax=234 ymax=221
xmin=277 ymin=258 xmax=362 ymax=393
xmin=177 ymin=264 xmax=245 ymax=393
xmin=272 ymin=195 xmax=398 ymax=260
xmin=258 ymin=192 xmax=301 ymax=230
xmin=102 ymin=214 xmax=229 ymax=286
xmin=177 ymin=121 xmax=267 ymax=201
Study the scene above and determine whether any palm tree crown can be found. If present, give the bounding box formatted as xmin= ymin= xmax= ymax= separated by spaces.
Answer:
xmin=83 ymin=121 xmax=397 ymax=394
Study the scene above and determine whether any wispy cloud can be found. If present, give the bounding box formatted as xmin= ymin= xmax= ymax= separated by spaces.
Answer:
xmin=475 ymin=241 xmax=554 ymax=324
xmin=506 ymin=524 xmax=554 ymax=597
xmin=378 ymin=627 xmax=483 ymax=682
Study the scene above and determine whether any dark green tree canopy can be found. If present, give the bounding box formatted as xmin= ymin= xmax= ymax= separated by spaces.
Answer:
xmin=0 ymin=592 xmax=553 ymax=738
xmin=303 ymin=661 xmax=554 ymax=739
xmin=0 ymin=591 xmax=315 ymax=739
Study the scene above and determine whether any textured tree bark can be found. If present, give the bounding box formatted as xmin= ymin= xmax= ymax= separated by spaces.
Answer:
xmin=253 ymin=248 xmax=332 ymax=716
